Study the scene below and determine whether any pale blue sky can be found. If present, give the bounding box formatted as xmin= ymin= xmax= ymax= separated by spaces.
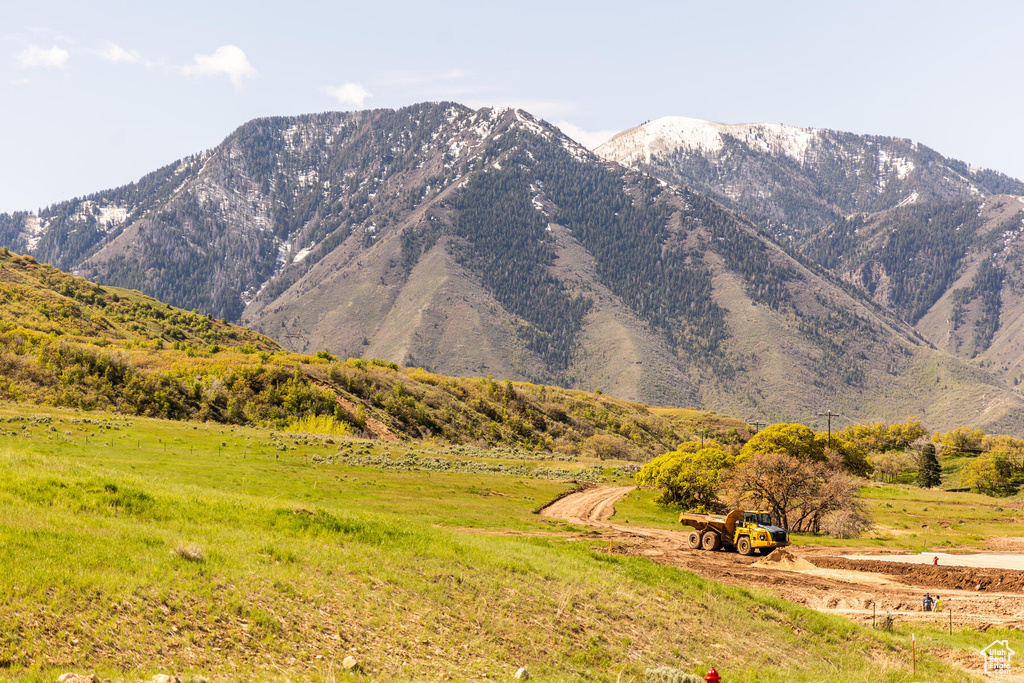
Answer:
xmin=2 ymin=1 xmax=1022 ymax=212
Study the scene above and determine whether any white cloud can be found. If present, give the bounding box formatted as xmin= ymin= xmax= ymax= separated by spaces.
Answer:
xmin=181 ymin=45 xmax=257 ymax=88
xmin=16 ymin=45 xmax=69 ymax=69
xmin=323 ymin=82 xmax=372 ymax=109
xmin=98 ymin=40 xmax=140 ymax=64
xmin=552 ymin=120 xmax=619 ymax=150
xmin=9 ymin=78 xmax=30 ymax=86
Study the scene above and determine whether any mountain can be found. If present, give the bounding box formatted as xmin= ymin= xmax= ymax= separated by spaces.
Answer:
xmin=596 ymin=117 xmax=1024 ymax=244
xmin=597 ymin=118 xmax=1024 ymax=389
xmin=3 ymin=103 xmax=1024 ymax=431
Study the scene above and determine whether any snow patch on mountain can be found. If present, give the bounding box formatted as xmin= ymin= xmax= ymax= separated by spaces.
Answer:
xmin=878 ymin=149 xmax=915 ymax=185
xmin=22 ymin=215 xmax=44 ymax=250
xmin=894 ymin=192 xmax=919 ymax=208
xmin=97 ymin=205 xmax=129 ymax=227
xmin=596 ymin=116 xmax=820 ymax=165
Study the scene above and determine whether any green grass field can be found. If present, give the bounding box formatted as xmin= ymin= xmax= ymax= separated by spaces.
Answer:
xmin=0 ymin=403 xmax=986 ymax=682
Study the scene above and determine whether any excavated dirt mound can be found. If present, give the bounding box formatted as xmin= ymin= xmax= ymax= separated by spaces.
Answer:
xmin=811 ymin=557 xmax=1024 ymax=593
xmin=754 ymin=548 xmax=816 ymax=570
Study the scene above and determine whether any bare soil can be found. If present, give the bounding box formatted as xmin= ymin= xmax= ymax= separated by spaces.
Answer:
xmin=539 ymin=486 xmax=1024 ymax=632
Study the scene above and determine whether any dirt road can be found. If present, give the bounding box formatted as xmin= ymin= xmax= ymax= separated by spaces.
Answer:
xmin=539 ymin=485 xmax=634 ymax=524
xmin=539 ymin=486 xmax=1024 ymax=635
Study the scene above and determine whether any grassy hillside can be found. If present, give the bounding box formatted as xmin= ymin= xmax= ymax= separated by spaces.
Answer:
xmin=0 ymin=404 xmax=971 ymax=682
xmin=0 ymin=248 xmax=276 ymax=350
xmin=0 ymin=249 xmax=734 ymax=459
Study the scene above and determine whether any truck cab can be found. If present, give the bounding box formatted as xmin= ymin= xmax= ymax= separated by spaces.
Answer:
xmin=735 ymin=511 xmax=788 ymax=554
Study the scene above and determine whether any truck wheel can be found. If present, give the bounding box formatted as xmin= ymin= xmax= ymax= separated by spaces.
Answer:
xmin=737 ymin=536 xmax=753 ymax=556
xmin=701 ymin=531 xmax=721 ymax=551
xmin=687 ymin=531 xmax=701 ymax=549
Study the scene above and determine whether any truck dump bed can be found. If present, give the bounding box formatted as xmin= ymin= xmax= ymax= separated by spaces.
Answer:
xmin=679 ymin=510 xmax=742 ymax=533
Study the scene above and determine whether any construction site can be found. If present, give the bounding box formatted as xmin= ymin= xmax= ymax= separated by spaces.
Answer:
xmin=541 ymin=486 xmax=1024 ymax=679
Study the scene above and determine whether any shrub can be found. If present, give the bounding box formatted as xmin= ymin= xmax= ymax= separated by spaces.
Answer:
xmin=327 ymin=363 xmax=344 ymax=384
xmin=284 ymin=415 xmax=352 ymax=437
xmin=586 ymin=433 xmax=632 ymax=460
xmin=172 ymin=543 xmax=206 ymax=563
xmin=645 ymin=666 xmax=702 ymax=683
xmin=821 ymin=509 xmax=870 ymax=539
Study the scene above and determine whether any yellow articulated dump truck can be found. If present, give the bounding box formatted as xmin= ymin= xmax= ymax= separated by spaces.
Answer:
xmin=678 ymin=510 xmax=789 ymax=555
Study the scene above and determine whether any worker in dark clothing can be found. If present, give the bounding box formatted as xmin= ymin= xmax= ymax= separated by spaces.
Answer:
xmin=923 ymin=593 xmax=933 ymax=611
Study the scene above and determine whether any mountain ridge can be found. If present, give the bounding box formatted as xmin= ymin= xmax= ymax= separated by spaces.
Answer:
xmin=4 ymin=103 xmax=1024 ymax=431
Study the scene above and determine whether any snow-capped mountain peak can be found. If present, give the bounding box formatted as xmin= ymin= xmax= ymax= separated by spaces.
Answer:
xmin=596 ymin=116 xmax=820 ymax=165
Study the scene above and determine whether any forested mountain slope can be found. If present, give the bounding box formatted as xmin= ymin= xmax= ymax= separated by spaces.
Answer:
xmin=598 ymin=118 xmax=1024 ymax=387
xmin=3 ymin=104 xmax=1024 ymax=430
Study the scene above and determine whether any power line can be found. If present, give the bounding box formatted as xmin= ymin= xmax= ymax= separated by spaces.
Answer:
xmin=817 ymin=410 xmax=840 ymax=449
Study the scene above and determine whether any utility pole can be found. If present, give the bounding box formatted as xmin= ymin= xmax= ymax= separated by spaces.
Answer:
xmin=818 ymin=410 xmax=839 ymax=449
xmin=748 ymin=419 xmax=766 ymax=434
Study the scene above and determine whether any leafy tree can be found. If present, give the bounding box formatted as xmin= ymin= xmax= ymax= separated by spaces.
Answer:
xmin=916 ymin=443 xmax=941 ymax=488
xmin=836 ymin=419 xmax=928 ymax=453
xmin=982 ymin=435 xmax=1024 ymax=466
xmin=740 ymin=422 xmax=871 ymax=477
xmin=740 ymin=423 xmax=825 ymax=461
xmin=635 ymin=447 xmax=735 ymax=511
xmin=962 ymin=453 xmax=1015 ymax=496
xmin=725 ymin=452 xmax=865 ymax=533
xmin=874 ymin=451 xmax=916 ymax=484
xmin=933 ymin=427 xmax=986 ymax=455
xmin=828 ymin=444 xmax=873 ymax=478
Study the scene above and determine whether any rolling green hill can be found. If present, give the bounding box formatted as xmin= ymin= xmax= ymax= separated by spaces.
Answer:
xmin=0 ymin=248 xmax=737 ymax=459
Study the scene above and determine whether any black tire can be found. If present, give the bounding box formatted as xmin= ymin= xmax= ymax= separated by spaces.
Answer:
xmin=701 ymin=531 xmax=721 ymax=551
xmin=737 ymin=536 xmax=753 ymax=556
xmin=687 ymin=531 xmax=701 ymax=549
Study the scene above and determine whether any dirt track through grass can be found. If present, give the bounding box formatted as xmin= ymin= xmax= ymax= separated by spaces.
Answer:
xmin=539 ymin=485 xmax=634 ymax=523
